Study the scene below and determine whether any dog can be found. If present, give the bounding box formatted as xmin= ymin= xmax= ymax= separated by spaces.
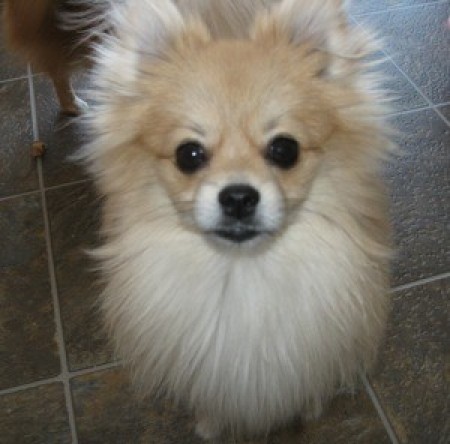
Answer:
xmin=7 ymin=0 xmax=394 ymax=440
xmin=2 ymin=0 xmax=95 ymax=114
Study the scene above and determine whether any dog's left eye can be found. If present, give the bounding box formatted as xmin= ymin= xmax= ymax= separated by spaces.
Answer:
xmin=176 ymin=141 xmax=208 ymax=174
xmin=265 ymin=136 xmax=300 ymax=169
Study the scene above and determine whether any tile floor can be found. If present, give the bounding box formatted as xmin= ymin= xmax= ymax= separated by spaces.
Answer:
xmin=0 ymin=1 xmax=449 ymax=443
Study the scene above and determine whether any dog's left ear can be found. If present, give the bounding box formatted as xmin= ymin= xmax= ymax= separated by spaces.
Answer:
xmin=253 ymin=0 xmax=361 ymax=78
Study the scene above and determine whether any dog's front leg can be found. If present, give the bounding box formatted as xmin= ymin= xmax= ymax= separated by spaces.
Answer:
xmin=50 ymin=69 xmax=88 ymax=116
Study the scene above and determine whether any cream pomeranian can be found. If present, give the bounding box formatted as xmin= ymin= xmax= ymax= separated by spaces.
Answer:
xmin=80 ymin=0 xmax=393 ymax=440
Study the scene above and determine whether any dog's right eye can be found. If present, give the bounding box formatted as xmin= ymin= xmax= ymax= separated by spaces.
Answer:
xmin=176 ymin=141 xmax=208 ymax=174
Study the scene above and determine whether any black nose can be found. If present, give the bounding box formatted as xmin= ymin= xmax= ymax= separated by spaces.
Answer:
xmin=218 ymin=184 xmax=260 ymax=220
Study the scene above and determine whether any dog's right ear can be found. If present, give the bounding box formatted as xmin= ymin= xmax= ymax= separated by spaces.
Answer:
xmin=95 ymin=0 xmax=210 ymax=87
xmin=87 ymin=0 xmax=211 ymax=155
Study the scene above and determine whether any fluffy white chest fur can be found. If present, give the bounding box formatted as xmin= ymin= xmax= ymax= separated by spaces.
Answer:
xmin=99 ymin=174 xmax=388 ymax=437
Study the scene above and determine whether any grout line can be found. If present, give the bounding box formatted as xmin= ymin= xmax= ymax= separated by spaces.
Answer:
xmin=357 ymin=21 xmax=434 ymax=109
xmin=383 ymin=55 xmax=434 ymax=107
xmin=352 ymin=15 xmax=431 ymax=106
xmin=0 ymin=362 xmax=122 ymax=398
xmin=388 ymin=102 xmax=450 ymax=118
xmin=391 ymin=272 xmax=450 ymax=293
xmin=432 ymin=105 xmax=450 ymax=126
xmin=0 ymin=376 xmax=63 ymax=397
xmin=68 ymin=361 xmax=122 ymax=379
xmin=353 ymin=0 xmax=448 ymax=17
xmin=45 ymin=179 xmax=91 ymax=193
xmin=0 ymin=74 xmax=32 ymax=84
xmin=0 ymin=190 xmax=41 ymax=203
xmin=434 ymin=100 xmax=450 ymax=108
xmin=352 ymin=15 xmax=450 ymax=128
xmin=360 ymin=373 xmax=400 ymax=444
xmin=27 ymin=64 xmax=79 ymax=444
xmin=27 ymin=65 xmax=39 ymax=140
xmin=0 ymin=180 xmax=92 ymax=204
xmin=388 ymin=105 xmax=432 ymax=117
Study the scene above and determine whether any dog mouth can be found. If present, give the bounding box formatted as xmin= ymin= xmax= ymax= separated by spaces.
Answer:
xmin=214 ymin=227 xmax=260 ymax=243
xmin=210 ymin=222 xmax=272 ymax=243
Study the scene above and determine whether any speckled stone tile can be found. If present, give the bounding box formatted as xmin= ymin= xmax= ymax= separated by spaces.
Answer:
xmin=47 ymin=182 xmax=113 ymax=371
xmin=0 ymin=383 xmax=71 ymax=444
xmin=349 ymin=0 xmax=441 ymax=16
xmin=0 ymin=79 xmax=38 ymax=198
xmin=358 ymin=2 xmax=450 ymax=104
xmin=71 ymin=368 xmax=203 ymax=444
xmin=262 ymin=389 xmax=390 ymax=444
xmin=379 ymin=58 xmax=427 ymax=113
xmin=386 ymin=109 xmax=450 ymax=286
xmin=0 ymin=194 xmax=60 ymax=389
xmin=436 ymin=103 xmax=450 ymax=122
xmin=71 ymin=368 xmax=390 ymax=444
xmin=33 ymin=75 xmax=90 ymax=188
xmin=371 ymin=279 xmax=449 ymax=444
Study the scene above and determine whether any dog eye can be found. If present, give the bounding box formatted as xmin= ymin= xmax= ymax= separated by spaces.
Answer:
xmin=265 ymin=136 xmax=300 ymax=169
xmin=176 ymin=141 xmax=208 ymax=174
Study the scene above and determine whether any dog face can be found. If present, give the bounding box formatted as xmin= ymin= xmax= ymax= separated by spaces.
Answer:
xmin=143 ymin=40 xmax=337 ymax=246
xmin=93 ymin=0 xmax=378 ymax=248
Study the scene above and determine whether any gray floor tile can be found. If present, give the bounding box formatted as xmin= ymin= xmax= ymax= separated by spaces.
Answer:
xmin=47 ymin=182 xmax=113 ymax=371
xmin=349 ymin=0 xmax=441 ymax=16
xmin=358 ymin=3 xmax=450 ymax=104
xmin=71 ymin=367 xmax=390 ymax=444
xmin=266 ymin=390 xmax=391 ymax=444
xmin=0 ymin=79 xmax=38 ymax=198
xmin=0 ymin=194 xmax=60 ymax=389
xmin=380 ymin=58 xmax=428 ymax=112
xmin=386 ymin=109 xmax=450 ymax=286
xmin=0 ymin=383 xmax=71 ymax=444
xmin=71 ymin=368 xmax=202 ymax=444
xmin=372 ymin=278 xmax=449 ymax=444
xmin=33 ymin=75 xmax=90 ymax=188
xmin=436 ymin=103 xmax=450 ymax=122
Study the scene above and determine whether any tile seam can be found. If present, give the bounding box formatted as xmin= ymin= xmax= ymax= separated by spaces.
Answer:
xmin=360 ymin=373 xmax=400 ymax=444
xmin=0 ymin=362 xmax=122 ymax=397
xmin=27 ymin=64 xmax=79 ymax=444
xmin=0 ymin=190 xmax=41 ymax=203
xmin=391 ymin=272 xmax=450 ymax=293
xmin=0 ymin=74 xmax=30 ymax=84
xmin=382 ymin=54 xmax=450 ymax=127
xmin=0 ymin=376 xmax=63 ymax=397
xmin=45 ymin=179 xmax=91 ymax=192
xmin=352 ymin=15 xmax=450 ymax=128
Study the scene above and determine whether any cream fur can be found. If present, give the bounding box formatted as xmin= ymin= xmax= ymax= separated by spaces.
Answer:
xmin=82 ymin=0 xmax=393 ymax=440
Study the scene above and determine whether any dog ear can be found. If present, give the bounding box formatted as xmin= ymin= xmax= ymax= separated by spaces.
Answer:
xmin=95 ymin=0 xmax=210 ymax=87
xmin=252 ymin=0 xmax=361 ymax=78
xmin=87 ymin=0 xmax=211 ymax=153
xmin=125 ymin=0 xmax=185 ymax=59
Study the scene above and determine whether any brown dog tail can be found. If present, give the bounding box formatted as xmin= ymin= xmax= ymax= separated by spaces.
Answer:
xmin=2 ymin=0 xmax=54 ymax=49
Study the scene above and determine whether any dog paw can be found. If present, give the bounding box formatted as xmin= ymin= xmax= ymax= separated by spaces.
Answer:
xmin=301 ymin=405 xmax=323 ymax=422
xmin=195 ymin=417 xmax=222 ymax=441
xmin=61 ymin=96 xmax=88 ymax=116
